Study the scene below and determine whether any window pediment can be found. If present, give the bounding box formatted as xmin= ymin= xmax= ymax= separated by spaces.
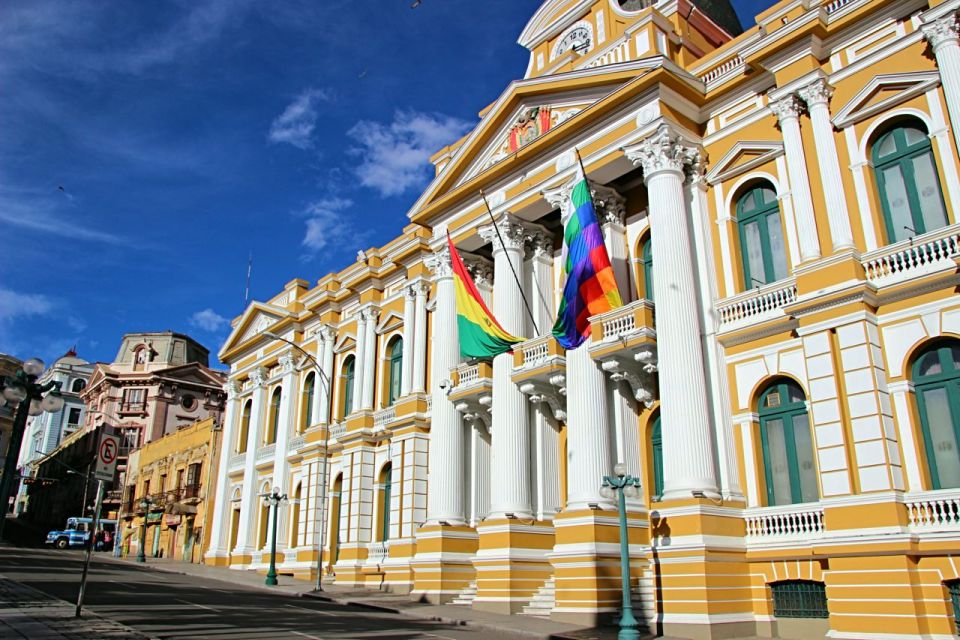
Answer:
xmin=706 ymin=141 xmax=784 ymax=185
xmin=832 ymin=72 xmax=941 ymax=129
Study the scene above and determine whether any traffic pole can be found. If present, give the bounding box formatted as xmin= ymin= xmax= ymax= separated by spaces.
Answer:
xmin=75 ymin=478 xmax=104 ymax=617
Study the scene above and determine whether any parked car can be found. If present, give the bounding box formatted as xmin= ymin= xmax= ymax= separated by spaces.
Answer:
xmin=45 ymin=517 xmax=117 ymax=549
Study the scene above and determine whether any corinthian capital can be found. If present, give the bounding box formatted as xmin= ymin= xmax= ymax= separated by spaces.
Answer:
xmin=361 ymin=306 xmax=380 ymax=322
xmin=769 ymin=94 xmax=804 ymax=122
xmin=591 ymin=184 xmax=626 ymax=226
xmin=479 ymin=214 xmax=527 ymax=254
xmin=278 ymin=352 xmax=296 ymax=373
xmin=249 ymin=366 xmax=267 ymax=388
xmin=624 ymin=124 xmax=698 ymax=178
xmin=797 ymin=78 xmax=833 ymax=109
xmin=320 ymin=324 xmax=337 ymax=343
xmin=225 ymin=380 xmax=240 ymax=399
xmin=923 ymin=14 xmax=960 ymax=50
xmin=425 ymin=245 xmax=453 ymax=279
xmin=464 ymin=257 xmax=494 ymax=289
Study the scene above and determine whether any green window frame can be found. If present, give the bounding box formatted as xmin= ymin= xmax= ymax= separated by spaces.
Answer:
xmin=912 ymin=341 xmax=960 ymax=490
xmin=302 ymin=373 xmax=315 ymax=432
xmin=388 ymin=338 xmax=403 ymax=406
xmin=237 ymin=399 xmax=251 ymax=453
xmin=381 ymin=463 xmax=392 ymax=542
xmin=342 ymin=357 xmax=355 ymax=418
xmin=267 ymin=387 xmax=282 ymax=444
xmin=651 ymin=415 xmax=663 ymax=499
xmin=770 ymin=580 xmax=829 ymax=619
xmin=758 ymin=380 xmax=818 ymax=506
xmin=640 ymin=236 xmax=654 ymax=302
xmin=947 ymin=580 xmax=960 ymax=632
xmin=736 ymin=185 xmax=788 ymax=288
xmin=872 ymin=123 xmax=948 ymax=244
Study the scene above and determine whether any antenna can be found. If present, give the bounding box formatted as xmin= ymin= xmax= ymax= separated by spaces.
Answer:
xmin=244 ymin=251 xmax=252 ymax=306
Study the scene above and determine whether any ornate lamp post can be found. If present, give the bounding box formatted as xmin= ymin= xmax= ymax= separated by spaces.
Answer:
xmin=263 ymin=486 xmax=287 ymax=586
xmin=600 ymin=463 xmax=643 ymax=640
xmin=0 ymin=358 xmax=65 ymax=540
xmin=136 ymin=497 xmax=153 ymax=563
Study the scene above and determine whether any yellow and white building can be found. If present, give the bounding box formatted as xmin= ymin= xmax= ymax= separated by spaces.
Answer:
xmin=207 ymin=0 xmax=960 ymax=637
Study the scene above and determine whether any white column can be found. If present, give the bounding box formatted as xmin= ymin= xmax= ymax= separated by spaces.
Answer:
xmin=534 ymin=408 xmax=561 ymax=520
xmin=206 ymin=381 xmax=239 ymax=557
xmin=595 ymin=186 xmax=632 ymax=301
xmin=481 ymin=215 xmax=534 ymax=519
xmin=769 ymin=95 xmax=821 ymax=263
xmin=412 ymin=282 xmax=429 ymax=394
xmin=625 ymin=124 xmax=719 ymax=500
xmin=235 ymin=369 xmax=266 ymax=552
xmin=566 ymin=343 xmax=615 ymax=509
xmin=401 ymin=286 xmax=416 ymax=397
xmin=424 ymin=246 xmax=467 ymax=525
xmin=469 ymin=426 xmax=491 ymax=526
xmin=527 ymin=231 xmax=554 ymax=333
xmin=271 ymin=354 xmax=297 ymax=549
xmin=316 ymin=326 xmax=336 ymax=425
xmin=798 ymin=77 xmax=854 ymax=251
xmin=361 ymin=307 xmax=379 ymax=410
xmin=352 ymin=312 xmax=366 ymax=413
xmin=924 ymin=14 xmax=960 ymax=152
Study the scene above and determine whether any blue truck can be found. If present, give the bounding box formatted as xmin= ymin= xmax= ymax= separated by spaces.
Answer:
xmin=45 ymin=517 xmax=117 ymax=549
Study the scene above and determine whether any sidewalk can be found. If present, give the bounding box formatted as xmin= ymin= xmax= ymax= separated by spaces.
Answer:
xmin=102 ymin=554 xmax=638 ymax=639
xmin=0 ymin=573 xmax=149 ymax=640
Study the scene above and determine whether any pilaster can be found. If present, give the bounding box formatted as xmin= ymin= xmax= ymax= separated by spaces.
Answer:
xmin=234 ymin=368 xmax=266 ymax=559
xmin=205 ymin=380 xmax=238 ymax=565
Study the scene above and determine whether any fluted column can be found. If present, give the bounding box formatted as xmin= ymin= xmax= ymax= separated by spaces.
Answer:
xmin=272 ymin=353 xmax=297 ymax=549
xmin=594 ymin=186 xmax=632 ymax=300
xmin=425 ymin=246 xmax=466 ymax=524
xmin=480 ymin=214 xmax=534 ymax=519
xmin=316 ymin=325 xmax=335 ymax=425
xmin=625 ymin=123 xmax=719 ymax=500
xmin=401 ymin=285 xmax=416 ymax=397
xmin=527 ymin=231 xmax=554 ymax=332
xmin=207 ymin=381 xmax=238 ymax=557
xmin=235 ymin=368 xmax=266 ymax=552
xmin=798 ymin=78 xmax=854 ymax=251
xmin=412 ymin=282 xmax=429 ymax=394
xmin=566 ymin=344 xmax=615 ymax=509
xmin=924 ymin=14 xmax=960 ymax=152
xmin=770 ymin=95 xmax=821 ymax=263
xmin=352 ymin=312 xmax=367 ymax=413
xmin=361 ymin=306 xmax=379 ymax=410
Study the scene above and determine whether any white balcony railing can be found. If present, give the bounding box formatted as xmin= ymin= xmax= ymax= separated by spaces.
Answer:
xmin=287 ymin=434 xmax=305 ymax=452
xmin=366 ymin=540 xmax=389 ymax=564
xmin=228 ymin=452 xmax=246 ymax=470
xmin=745 ymin=503 xmax=825 ymax=540
xmin=862 ymin=228 xmax=960 ymax=286
xmin=458 ymin=363 xmax=480 ymax=386
xmin=585 ymin=38 xmax=631 ymax=69
xmin=374 ymin=406 xmax=396 ymax=431
xmin=329 ymin=422 xmax=346 ymax=440
xmin=717 ymin=279 xmax=797 ymax=328
xmin=518 ymin=336 xmax=551 ymax=368
xmin=699 ymin=55 xmax=744 ymax=84
xmin=255 ymin=444 xmax=275 ymax=462
xmin=824 ymin=0 xmax=855 ymax=14
xmin=905 ymin=490 xmax=960 ymax=530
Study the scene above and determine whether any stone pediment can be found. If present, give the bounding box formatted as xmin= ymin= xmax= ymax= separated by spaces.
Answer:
xmin=376 ymin=309 xmax=404 ymax=335
xmin=705 ymin=141 xmax=784 ymax=185
xmin=832 ymin=71 xmax=940 ymax=129
xmin=219 ymin=302 xmax=292 ymax=358
xmin=333 ymin=333 xmax=357 ymax=354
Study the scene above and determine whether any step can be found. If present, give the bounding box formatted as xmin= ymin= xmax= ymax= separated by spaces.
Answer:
xmin=450 ymin=580 xmax=478 ymax=606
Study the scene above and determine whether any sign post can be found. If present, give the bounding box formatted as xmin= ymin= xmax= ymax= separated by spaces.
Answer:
xmin=76 ymin=431 xmax=118 ymax=617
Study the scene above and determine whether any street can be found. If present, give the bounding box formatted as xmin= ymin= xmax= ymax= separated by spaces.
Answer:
xmin=0 ymin=548 xmax=532 ymax=640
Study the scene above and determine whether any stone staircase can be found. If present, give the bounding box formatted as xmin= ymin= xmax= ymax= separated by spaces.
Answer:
xmin=520 ymin=576 xmax=556 ymax=617
xmin=450 ymin=580 xmax=478 ymax=606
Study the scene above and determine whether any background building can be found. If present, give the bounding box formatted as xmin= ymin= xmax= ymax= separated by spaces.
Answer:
xmin=0 ymin=354 xmax=23 ymax=514
xmin=205 ymin=0 xmax=960 ymax=638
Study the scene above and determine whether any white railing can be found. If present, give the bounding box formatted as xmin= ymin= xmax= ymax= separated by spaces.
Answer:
xmin=586 ymin=38 xmax=631 ymax=69
xmin=366 ymin=541 xmax=390 ymax=564
xmin=287 ymin=434 xmax=305 ymax=452
xmin=228 ymin=452 xmax=246 ymax=469
xmin=374 ymin=406 xmax=396 ymax=431
xmin=425 ymin=394 xmax=432 ymax=412
xmin=745 ymin=504 xmax=825 ymax=539
xmin=329 ymin=422 xmax=346 ymax=440
xmin=905 ymin=491 xmax=960 ymax=530
xmin=255 ymin=444 xmax=275 ymax=462
xmin=519 ymin=336 xmax=551 ymax=368
xmin=600 ymin=305 xmax=637 ymax=341
xmin=862 ymin=230 xmax=960 ymax=286
xmin=717 ymin=279 xmax=797 ymax=327
xmin=824 ymin=0 xmax=855 ymax=14
xmin=457 ymin=363 xmax=480 ymax=386
xmin=699 ymin=55 xmax=744 ymax=84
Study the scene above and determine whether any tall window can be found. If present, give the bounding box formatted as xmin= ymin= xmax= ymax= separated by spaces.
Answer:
xmin=912 ymin=340 xmax=960 ymax=490
xmin=872 ymin=122 xmax=948 ymax=243
xmin=237 ymin=399 xmax=252 ymax=453
xmin=289 ymin=484 xmax=302 ymax=547
xmin=301 ymin=373 xmax=315 ymax=432
xmin=651 ymin=414 xmax=663 ymax=499
xmin=387 ymin=338 xmax=403 ymax=406
xmin=758 ymin=380 xmax=818 ymax=505
xmin=639 ymin=235 xmax=654 ymax=301
xmin=266 ymin=387 xmax=281 ymax=444
xmin=378 ymin=463 xmax=392 ymax=542
xmin=341 ymin=356 xmax=355 ymax=419
xmin=736 ymin=184 xmax=788 ymax=288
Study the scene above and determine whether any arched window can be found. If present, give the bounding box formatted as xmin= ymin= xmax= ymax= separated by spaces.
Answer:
xmin=387 ymin=338 xmax=403 ymax=406
xmin=912 ymin=340 xmax=960 ymax=489
xmin=758 ymin=380 xmax=818 ymax=505
xmin=289 ymin=483 xmax=302 ymax=547
xmin=71 ymin=379 xmax=86 ymax=393
xmin=736 ymin=184 xmax=787 ymax=288
xmin=266 ymin=387 xmax=281 ymax=444
xmin=872 ymin=121 xmax=948 ymax=244
xmin=341 ymin=356 xmax=355 ymax=419
xmin=377 ymin=463 xmax=392 ymax=541
xmin=639 ymin=235 xmax=654 ymax=301
xmin=301 ymin=373 xmax=315 ymax=432
xmin=329 ymin=473 xmax=343 ymax=567
xmin=651 ymin=414 xmax=663 ymax=499
xmin=237 ymin=399 xmax=252 ymax=453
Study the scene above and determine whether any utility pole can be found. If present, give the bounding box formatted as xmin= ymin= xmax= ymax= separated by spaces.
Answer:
xmin=75 ymin=478 xmax=104 ymax=617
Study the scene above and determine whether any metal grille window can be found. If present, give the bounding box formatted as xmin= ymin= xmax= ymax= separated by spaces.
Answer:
xmin=947 ymin=580 xmax=960 ymax=631
xmin=771 ymin=580 xmax=828 ymax=619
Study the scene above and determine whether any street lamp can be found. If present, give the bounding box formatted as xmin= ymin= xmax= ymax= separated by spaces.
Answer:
xmin=262 ymin=331 xmax=334 ymax=591
xmin=600 ymin=463 xmax=643 ymax=640
xmin=0 ymin=358 xmax=65 ymax=540
xmin=136 ymin=497 xmax=154 ymax=563
xmin=262 ymin=486 xmax=287 ymax=586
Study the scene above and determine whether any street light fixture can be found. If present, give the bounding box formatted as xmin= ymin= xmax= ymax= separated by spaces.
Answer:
xmin=0 ymin=358 xmax=66 ymax=540
xmin=262 ymin=486 xmax=288 ymax=586
xmin=600 ymin=463 xmax=643 ymax=640
xmin=136 ymin=497 xmax=154 ymax=563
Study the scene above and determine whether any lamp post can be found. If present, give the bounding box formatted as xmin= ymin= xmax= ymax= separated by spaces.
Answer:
xmin=262 ymin=331 xmax=333 ymax=592
xmin=263 ymin=486 xmax=287 ymax=586
xmin=0 ymin=358 xmax=65 ymax=540
xmin=136 ymin=497 xmax=153 ymax=563
xmin=601 ymin=463 xmax=643 ymax=640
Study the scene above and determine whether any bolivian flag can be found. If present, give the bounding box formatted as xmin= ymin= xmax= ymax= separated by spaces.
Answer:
xmin=448 ymin=233 xmax=523 ymax=359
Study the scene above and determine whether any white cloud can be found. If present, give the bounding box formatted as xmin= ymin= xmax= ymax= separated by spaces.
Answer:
xmin=269 ymin=88 xmax=331 ymax=150
xmin=0 ymin=288 xmax=54 ymax=322
xmin=189 ymin=308 xmax=230 ymax=333
xmin=300 ymin=196 xmax=359 ymax=254
xmin=0 ymin=184 xmax=124 ymax=245
xmin=347 ymin=110 xmax=472 ymax=197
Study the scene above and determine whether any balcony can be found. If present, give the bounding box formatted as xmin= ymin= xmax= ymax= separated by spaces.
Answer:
xmin=512 ymin=336 xmax=566 ymax=422
xmin=329 ymin=422 xmax=347 ymax=441
xmin=861 ymin=226 xmax=960 ymax=289
xmin=588 ymin=300 xmax=658 ymax=408
xmin=228 ymin=451 xmax=246 ymax=471
xmin=118 ymin=402 xmax=146 ymax=415
xmin=287 ymin=434 xmax=305 ymax=453
xmin=744 ymin=503 xmax=825 ymax=544
xmin=180 ymin=483 xmax=201 ymax=501
xmin=716 ymin=278 xmax=797 ymax=333
xmin=905 ymin=490 xmax=960 ymax=531
xmin=449 ymin=362 xmax=493 ymax=431
xmin=373 ymin=406 xmax=396 ymax=434
xmin=255 ymin=443 xmax=275 ymax=463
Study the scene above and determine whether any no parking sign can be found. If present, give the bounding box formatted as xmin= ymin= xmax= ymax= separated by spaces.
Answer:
xmin=94 ymin=433 xmax=120 ymax=482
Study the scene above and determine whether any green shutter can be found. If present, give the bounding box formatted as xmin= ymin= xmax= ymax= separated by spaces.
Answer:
xmin=736 ymin=186 xmax=787 ymax=288
xmin=652 ymin=416 xmax=663 ymax=499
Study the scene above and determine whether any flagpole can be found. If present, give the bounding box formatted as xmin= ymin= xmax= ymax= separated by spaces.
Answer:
xmin=478 ymin=190 xmax=540 ymax=337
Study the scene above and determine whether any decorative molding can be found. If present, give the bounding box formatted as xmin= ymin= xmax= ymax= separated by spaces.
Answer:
xmin=519 ymin=378 xmax=567 ymax=423
xmin=797 ymin=78 xmax=833 ymax=108
xmin=248 ymin=367 xmax=267 ymax=388
xmin=600 ymin=346 xmax=658 ymax=408
xmin=463 ymin=256 xmax=494 ymax=289
xmin=768 ymin=93 xmax=804 ymax=122
xmin=479 ymin=213 xmax=528 ymax=253
xmin=623 ymin=123 xmax=698 ymax=178
xmin=831 ymin=71 xmax=941 ymax=129
xmin=278 ymin=352 xmax=296 ymax=374
xmin=426 ymin=245 xmax=453 ymax=279
xmin=705 ymin=140 xmax=784 ymax=185
xmin=922 ymin=13 xmax=960 ymax=50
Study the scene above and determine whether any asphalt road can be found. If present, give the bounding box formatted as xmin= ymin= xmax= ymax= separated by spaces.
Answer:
xmin=0 ymin=547 xmax=528 ymax=640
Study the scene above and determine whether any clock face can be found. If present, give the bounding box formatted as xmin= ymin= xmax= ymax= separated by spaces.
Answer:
xmin=557 ymin=26 xmax=591 ymax=57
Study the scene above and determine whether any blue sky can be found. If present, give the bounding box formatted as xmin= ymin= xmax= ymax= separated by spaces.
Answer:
xmin=0 ymin=0 xmax=769 ymax=368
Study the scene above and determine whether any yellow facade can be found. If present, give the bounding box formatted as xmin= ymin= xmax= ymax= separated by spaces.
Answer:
xmin=207 ymin=0 xmax=960 ymax=637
